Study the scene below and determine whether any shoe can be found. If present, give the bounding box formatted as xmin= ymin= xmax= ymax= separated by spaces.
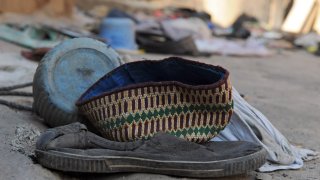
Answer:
xmin=36 ymin=123 xmax=267 ymax=178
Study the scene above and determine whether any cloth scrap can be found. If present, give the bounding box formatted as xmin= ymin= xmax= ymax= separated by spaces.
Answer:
xmin=213 ymin=88 xmax=318 ymax=172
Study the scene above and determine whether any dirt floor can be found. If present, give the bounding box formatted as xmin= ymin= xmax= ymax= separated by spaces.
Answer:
xmin=0 ymin=40 xmax=319 ymax=180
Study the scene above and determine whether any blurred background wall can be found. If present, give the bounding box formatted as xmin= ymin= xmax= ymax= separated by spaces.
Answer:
xmin=2 ymin=0 xmax=320 ymax=34
xmin=74 ymin=0 xmax=289 ymax=28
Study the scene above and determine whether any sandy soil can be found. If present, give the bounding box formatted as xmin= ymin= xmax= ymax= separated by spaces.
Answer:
xmin=0 ymin=40 xmax=319 ymax=180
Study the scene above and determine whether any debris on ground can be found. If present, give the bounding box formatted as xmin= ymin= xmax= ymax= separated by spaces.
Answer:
xmin=10 ymin=124 xmax=41 ymax=156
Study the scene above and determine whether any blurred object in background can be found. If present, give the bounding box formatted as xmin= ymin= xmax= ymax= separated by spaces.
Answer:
xmin=195 ymin=37 xmax=272 ymax=57
xmin=21 ymin=48 xmax=51 ymax=62
xmin=0 ymin=0 xmax=75 ymax=17
xmin=98 ymin=8 xmax=139 ymax=51
xmin=99 ymin=17 xmax=138 ymax=50
xmin=107 ymin=8 xmax=139 ymax=23
xmin=294 ymin=32 xmax=320 ymax=56
xmin=0 ymin=24 xmax=68 ymax=49
xmin=160 ymin=17 xmax=212 ymax=40
xmin=3 ymin=0 xmax=320 ymax=57
xmin=281 ymin=0 xmax=317 ymax=34
xmin=268 ymin=0 xmax=292 ymax=30
xmin=222 ymin=14 xmax=258 ymax=39
xmin=44 ymin=25 xmax=105 ymax=42
xmin=294 ymin=32 xmax=320 ymax=48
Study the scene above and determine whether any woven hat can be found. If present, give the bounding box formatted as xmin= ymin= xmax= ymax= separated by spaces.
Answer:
xmin=77 ymin=57 xmax=233 ymax=143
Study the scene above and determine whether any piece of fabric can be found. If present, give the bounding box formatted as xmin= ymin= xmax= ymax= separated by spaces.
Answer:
xmin=195 ymin=37 xmax=271 ymax=57
xmin=213 ymin=88 xmax=318 ymax=172
xmin=135 ymin=19 xmax=200 ymax=56
xmin=160 ymin=18 xmax=212 ymax=41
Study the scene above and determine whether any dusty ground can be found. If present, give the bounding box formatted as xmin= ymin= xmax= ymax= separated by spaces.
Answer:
xmin=0 ymin=40 xmax=319 ymax=180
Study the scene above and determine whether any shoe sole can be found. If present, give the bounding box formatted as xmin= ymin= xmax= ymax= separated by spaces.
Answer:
xmin=35 ymin=147 xmax=266 ymax=178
